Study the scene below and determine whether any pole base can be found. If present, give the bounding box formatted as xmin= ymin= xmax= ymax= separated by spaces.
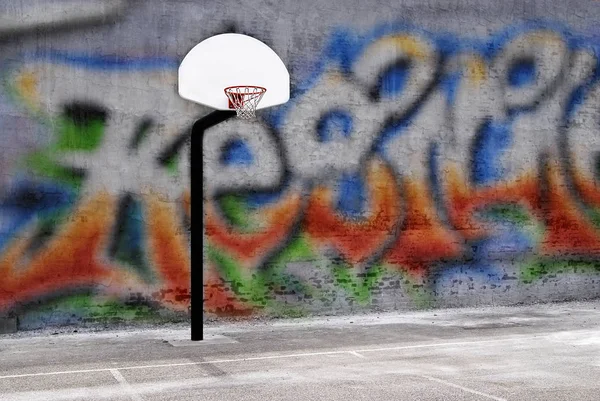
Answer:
xmin=168 ymin=334 xmax=238 ymax=347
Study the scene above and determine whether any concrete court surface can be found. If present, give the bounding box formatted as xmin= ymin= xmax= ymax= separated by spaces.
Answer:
xmin=1 ymin=301 xmax=600 ymax=400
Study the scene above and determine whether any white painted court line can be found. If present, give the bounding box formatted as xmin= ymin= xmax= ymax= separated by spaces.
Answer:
xmin=110 ymin=369 xmax=144 ymax=401
xmin=421 ymin=375 xmax=508 ymax=401
xmin=348 ymin=351 xmax=366 ymax=359
xmin=354 ymin=336 xmax=536 ymax=354
xmin=0 ymin=334 xmax=545 ymax=380
xmin=0 ymin=363 xmax=198 ymax=380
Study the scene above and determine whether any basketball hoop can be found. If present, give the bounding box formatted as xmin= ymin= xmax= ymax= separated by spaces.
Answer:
xmin=224 ymin=86 xmax=267 ymax=120
xmin=179 ymin=33 xmax=290 ymax=341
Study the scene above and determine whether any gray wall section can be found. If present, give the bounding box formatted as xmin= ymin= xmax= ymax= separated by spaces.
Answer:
xmin=1 ymin=0 xmax=600 ymax=329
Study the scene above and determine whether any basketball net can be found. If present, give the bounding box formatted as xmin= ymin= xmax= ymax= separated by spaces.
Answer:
xmin=224 ymin=86 xmax=267 ymax=120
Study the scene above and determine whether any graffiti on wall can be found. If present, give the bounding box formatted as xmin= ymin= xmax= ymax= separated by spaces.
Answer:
xmin=0 ymin=0 xmax=129 ymax=35
xmin=2 ymin=20 xmax=600 ymax=325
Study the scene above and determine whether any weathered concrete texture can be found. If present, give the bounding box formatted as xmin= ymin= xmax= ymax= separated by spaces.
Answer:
xmin=2 ymin=0 xmax=600 ymax=328
xmin=2 ymin=301 xmax=600 ymax=400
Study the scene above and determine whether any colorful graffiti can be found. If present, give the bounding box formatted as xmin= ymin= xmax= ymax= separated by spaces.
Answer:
xmin=2 ymin=20 xmax=600 ymax=327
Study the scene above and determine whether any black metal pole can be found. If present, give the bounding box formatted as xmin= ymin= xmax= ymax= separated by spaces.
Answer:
xmin=190 ymin=126 xmax=203 ymax=341
xmin=190 ymin=110 xmax=235 ymax=341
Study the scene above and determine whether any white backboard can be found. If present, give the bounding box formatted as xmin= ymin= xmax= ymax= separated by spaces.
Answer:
xmin=178 ymin=33 xmax=290 ymax=111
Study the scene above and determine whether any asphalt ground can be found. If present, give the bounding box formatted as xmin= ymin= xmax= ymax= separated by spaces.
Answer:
xmin=1 ymin=301 xmax=600 ymax=400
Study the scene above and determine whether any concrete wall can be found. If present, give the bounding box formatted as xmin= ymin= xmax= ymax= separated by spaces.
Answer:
xmin=2 ymin=0 xmax=600 ymax=329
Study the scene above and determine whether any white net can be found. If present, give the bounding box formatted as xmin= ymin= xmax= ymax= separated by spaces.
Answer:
xmin=224 ymin=86 xmax=267 ymax=120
